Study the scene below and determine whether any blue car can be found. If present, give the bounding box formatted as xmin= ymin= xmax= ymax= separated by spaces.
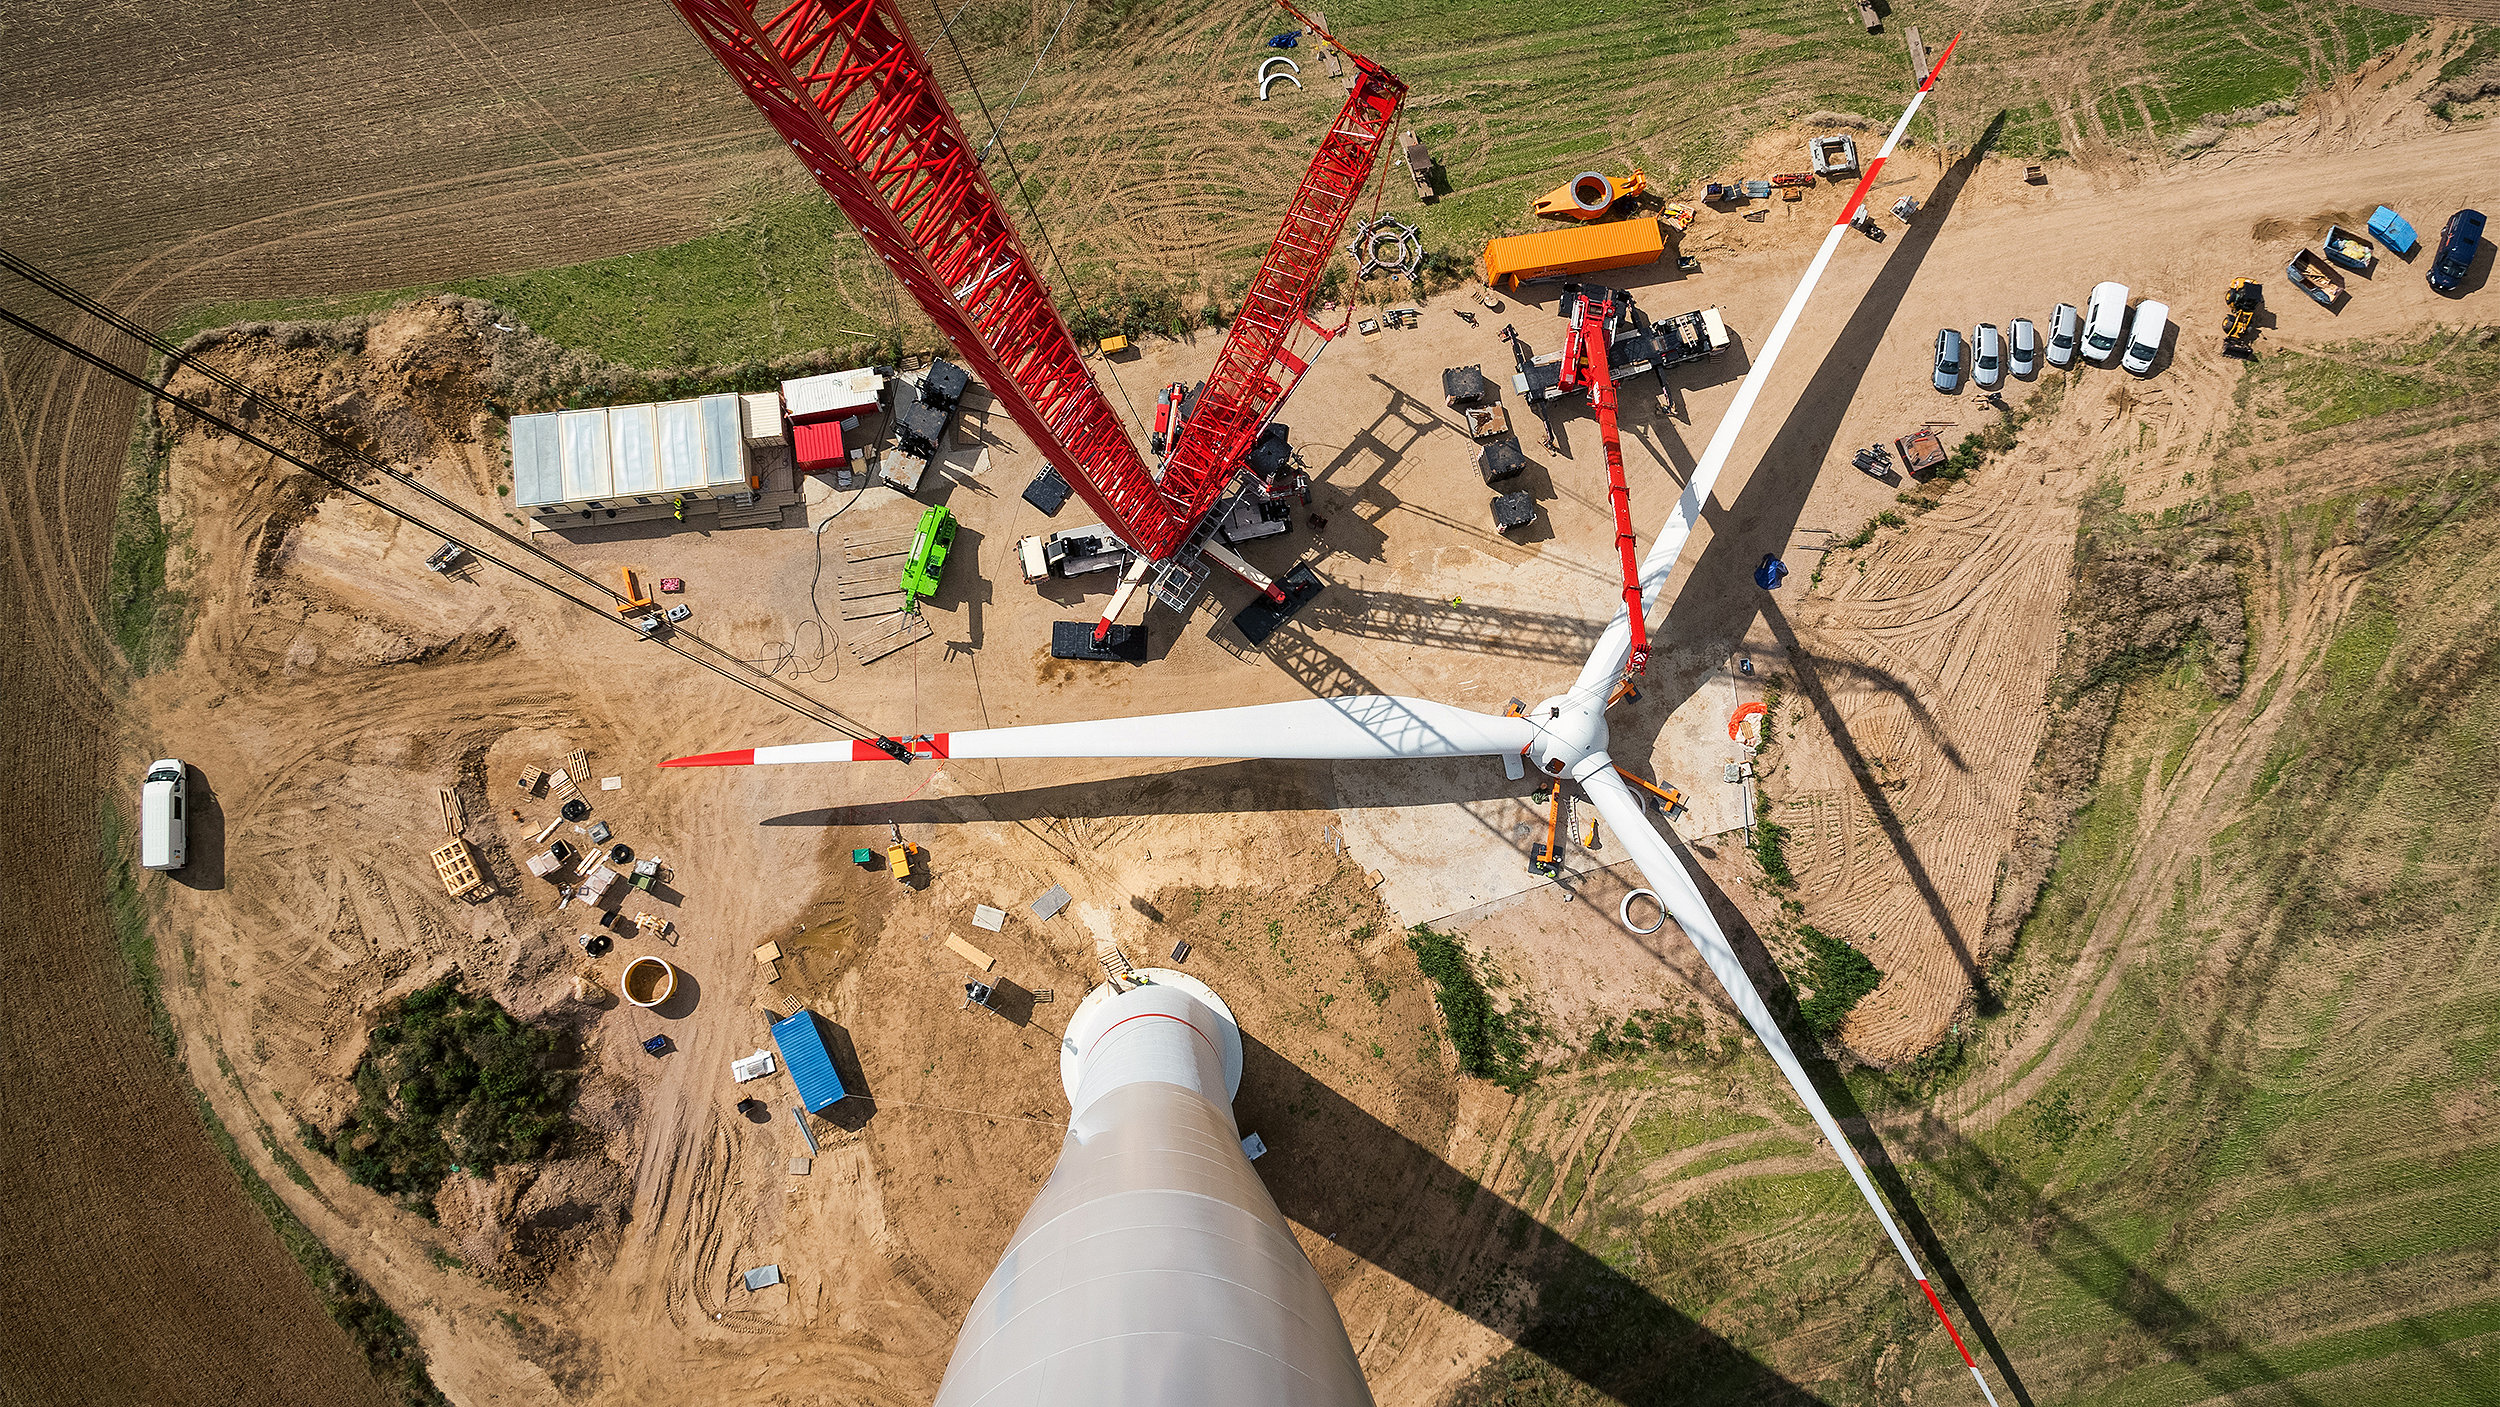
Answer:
xmin=2428 ymin=209 xmax=2485 ymax=294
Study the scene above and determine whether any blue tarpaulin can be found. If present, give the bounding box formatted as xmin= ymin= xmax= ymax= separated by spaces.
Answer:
xmin=2370 ymin=206 xmax=2418 ymax=257
xmin=771 ymin=1010 xmax=848 ymax=1112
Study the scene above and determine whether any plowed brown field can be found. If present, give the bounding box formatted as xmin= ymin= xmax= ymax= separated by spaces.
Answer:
xmin=0 ymin=2 xmax=775 ymax=1399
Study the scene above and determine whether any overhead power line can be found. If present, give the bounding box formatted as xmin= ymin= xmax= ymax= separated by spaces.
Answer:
xmin=0 ymin=252 xmax=913 ymax=751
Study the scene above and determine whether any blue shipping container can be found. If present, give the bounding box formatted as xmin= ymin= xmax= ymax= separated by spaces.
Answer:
xmin=2369 ymin=206 xmax=2418 ymax=257
xmin=771 ymin=1010 xmax=849 ymax=1112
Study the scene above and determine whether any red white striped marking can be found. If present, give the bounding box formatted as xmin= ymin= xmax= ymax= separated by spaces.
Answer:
xmin=1830 ymin=31 xmax=1958 ymax=229
xmin=848 ymin=734 xmax=952 ymax=761
xmin=1832 ymin=155 xmax=1889 ymax=227
xmin=1920 ymin=1279 xmax=1978 ymax=1367
xmin=659 ymin=748 xmax=756 ymax=768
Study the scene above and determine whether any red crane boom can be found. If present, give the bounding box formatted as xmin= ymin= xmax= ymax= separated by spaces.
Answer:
xmin=667 ymin=0 xmax=1167 ymax=551
xmin=1158 ymin=5 xmax=1405 ymax=515
xmin=1557 ymin=286 xmax=1650 ymax=678
xmin=666 ymin=0 xmax=1405 ymax=597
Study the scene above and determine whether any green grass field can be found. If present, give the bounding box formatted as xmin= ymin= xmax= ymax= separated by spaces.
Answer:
xmin=1441 ymin=326 xmax=2500 ymax=1405
xmin=159 ymin=0 xmax=2429 ymax=370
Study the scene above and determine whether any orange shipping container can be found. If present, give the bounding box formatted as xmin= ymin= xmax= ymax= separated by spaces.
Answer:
xmin=1479 ymin=219 xmax=1665 ymax=291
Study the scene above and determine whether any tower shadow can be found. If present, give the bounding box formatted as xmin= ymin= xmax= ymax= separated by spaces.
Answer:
xmin=1240 ymin=1034 xmax=1829 ymax=1405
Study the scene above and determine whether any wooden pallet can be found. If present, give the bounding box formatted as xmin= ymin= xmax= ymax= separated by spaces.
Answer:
xmin=430 ymin=838 xmax=491 ymax=902
xmin=846 ymin=611 xmax=932 ymax=665
xmin=837 ymin=534 xmax=915 ymax=621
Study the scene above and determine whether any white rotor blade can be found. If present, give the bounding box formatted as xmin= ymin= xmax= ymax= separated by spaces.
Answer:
xmin=1574 ymin=34 xmax=1963 ymax=696
xmin=661 ymin=695 xmax=1537 ymax=768
xmin=1579 ymin=764 xmax=2000 ymax=1404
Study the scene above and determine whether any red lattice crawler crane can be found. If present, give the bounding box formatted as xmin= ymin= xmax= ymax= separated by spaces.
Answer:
xmin=666 ymin=0 xmax=1404 ymax=651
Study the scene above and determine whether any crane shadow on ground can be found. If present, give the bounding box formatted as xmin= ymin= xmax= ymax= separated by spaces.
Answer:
xmin=1240 ymin=1032 xmax=1832 ymax=1406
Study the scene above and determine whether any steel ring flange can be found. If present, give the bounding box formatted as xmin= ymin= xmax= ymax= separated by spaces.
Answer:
xmin=1619 ymin=888 xmax=1666 ymax=935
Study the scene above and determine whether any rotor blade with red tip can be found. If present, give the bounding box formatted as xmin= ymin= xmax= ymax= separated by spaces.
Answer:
xmin=1577 ymin=762 xmax=2002 ymax=1406
xmin=1573 ymin=32 xmax=1963 ymax=696
xmin=660 ymin=695 xmax=1539 ymax=768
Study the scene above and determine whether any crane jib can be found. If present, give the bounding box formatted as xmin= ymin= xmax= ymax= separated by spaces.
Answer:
xmin=1562 ymin=288 xmax=1651 ymax=677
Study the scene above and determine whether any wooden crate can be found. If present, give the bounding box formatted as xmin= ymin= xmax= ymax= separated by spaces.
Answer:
xmin=430 ymin=839 xmax=490 ymax=902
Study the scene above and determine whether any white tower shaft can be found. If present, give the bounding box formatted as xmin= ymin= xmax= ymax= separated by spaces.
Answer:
xmin=933 ymin=977 xmax=1370 ymax=1407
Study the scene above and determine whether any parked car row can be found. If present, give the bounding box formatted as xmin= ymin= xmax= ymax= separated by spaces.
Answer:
xmin=1935 ymin=282 xmax=2171 ymax=392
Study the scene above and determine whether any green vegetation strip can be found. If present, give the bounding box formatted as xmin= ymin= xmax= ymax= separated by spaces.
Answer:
xmin=1408 ymin=924 xmax=1531 ymax=1088
xmin=306 ymin=976 xmax=581 ymax=1210
xmin=108 ymin=415 xmax=185 ymax=676
xmin=1790 ymin=925 xmax=1880 ymax=1037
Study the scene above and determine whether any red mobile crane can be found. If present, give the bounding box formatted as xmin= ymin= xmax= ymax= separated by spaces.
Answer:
xmin=666 ymin=0 xmax=1404 ymax=645
xmin=1556 ymin=285 xmax=1650 ymax=680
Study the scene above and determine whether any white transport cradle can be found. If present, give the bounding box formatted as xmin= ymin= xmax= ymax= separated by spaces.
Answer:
xmin=664 ymin=36 xmax=2004 ymax=1407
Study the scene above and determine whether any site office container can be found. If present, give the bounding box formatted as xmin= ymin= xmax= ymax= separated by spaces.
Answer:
xmin=1479 ymin=219 xmax=1666 ymax=291
xmin=510 ymin=393 xmax=752 ymax=519
xmin=771 ymin=1009 xmax=849 ymax=1113
xmin=141 ymin=758 xmax=188 ymax=871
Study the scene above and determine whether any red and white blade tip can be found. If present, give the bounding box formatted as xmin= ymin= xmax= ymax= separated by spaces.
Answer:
xmin=660 ymin=749 xmax=757 ymax=768
xmin=1921 ymin=31 xmax=1963 ymax=90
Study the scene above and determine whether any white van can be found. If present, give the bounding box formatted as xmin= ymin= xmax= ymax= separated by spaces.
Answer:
xmin=2120 ymin=299 xmax=2169 ymax=375
xmin=141 ymin=759 xmax=189 ymax=871
xmin=2082 ymin=281 xmax=2129 ymax=364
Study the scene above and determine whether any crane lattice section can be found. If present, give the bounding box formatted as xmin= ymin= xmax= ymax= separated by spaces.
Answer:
xmin=669 ymin=0 xmax=1405 ymax=566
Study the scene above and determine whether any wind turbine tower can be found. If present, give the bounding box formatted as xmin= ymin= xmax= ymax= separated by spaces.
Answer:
xmin=932 ymin=971 xmax=1371 ymax=1407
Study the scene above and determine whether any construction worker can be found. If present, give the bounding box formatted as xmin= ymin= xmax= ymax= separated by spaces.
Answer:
xmin=671 ymin=494 xmax=686 ymax=522
xmin=1754 ymin=553 xmax=1790 ymax=590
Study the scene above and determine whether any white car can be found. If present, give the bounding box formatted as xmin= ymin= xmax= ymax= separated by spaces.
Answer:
xmin=141 ymin=759 xmax=188 ymax=871
xmin=1970 ymin=323 xmax=2004 ymax=391
xmin=2008 ymin=318 xmax=2038 ymax=378
xmin=2120 ymin=299 xmax=2169 ymax=375
xmin=2045 ymin=302 xmax=2081 ymax=369
xmin=2082 ymin=282 xmax=2129 ymax=364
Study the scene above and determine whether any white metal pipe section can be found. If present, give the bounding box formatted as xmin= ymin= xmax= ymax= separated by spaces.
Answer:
xmin=936 ymin=973 xmax=1370 ymax=1407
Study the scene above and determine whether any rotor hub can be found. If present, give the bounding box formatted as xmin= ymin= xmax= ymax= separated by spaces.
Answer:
xmin=1525 ymin=693 xmax=1608 ymax=777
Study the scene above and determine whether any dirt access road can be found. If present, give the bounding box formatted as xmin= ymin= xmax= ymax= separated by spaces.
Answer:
xmin=0 ymin=1 xmax=774 ymax=1400
xmin=121 ymin=80 xmax=2497 ymax=1407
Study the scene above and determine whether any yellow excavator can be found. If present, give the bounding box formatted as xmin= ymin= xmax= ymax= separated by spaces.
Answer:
xmin=2223 ymin=278 xmax=2262 ymax=358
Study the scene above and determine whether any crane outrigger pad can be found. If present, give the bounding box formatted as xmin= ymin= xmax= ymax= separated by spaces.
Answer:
xmin=1232 ymin=563 xmax=1326 ymax=646
xmin=1022 ymin=468 xmax=1073 ymax=515
xmin=1051 ymin=621 xmax=1148 ymax=662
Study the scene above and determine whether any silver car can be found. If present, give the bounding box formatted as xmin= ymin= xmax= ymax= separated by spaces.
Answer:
xmin=2008 ymin=318 xmax=2038 ymax=378
xmin=1932 ymin=328 xmax=1964 ymax=393
xmin=2045 ymin=302 xmax=2080 ymax=369
xmin=1971 ymin=322 xmax=2003 ymax=391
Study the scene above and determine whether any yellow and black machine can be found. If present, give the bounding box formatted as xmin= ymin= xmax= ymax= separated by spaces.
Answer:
xmin=2223 ymin=278 xmax=2263 ymax=357
xmin=886 ymin=822 xmax=919 ymax=884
